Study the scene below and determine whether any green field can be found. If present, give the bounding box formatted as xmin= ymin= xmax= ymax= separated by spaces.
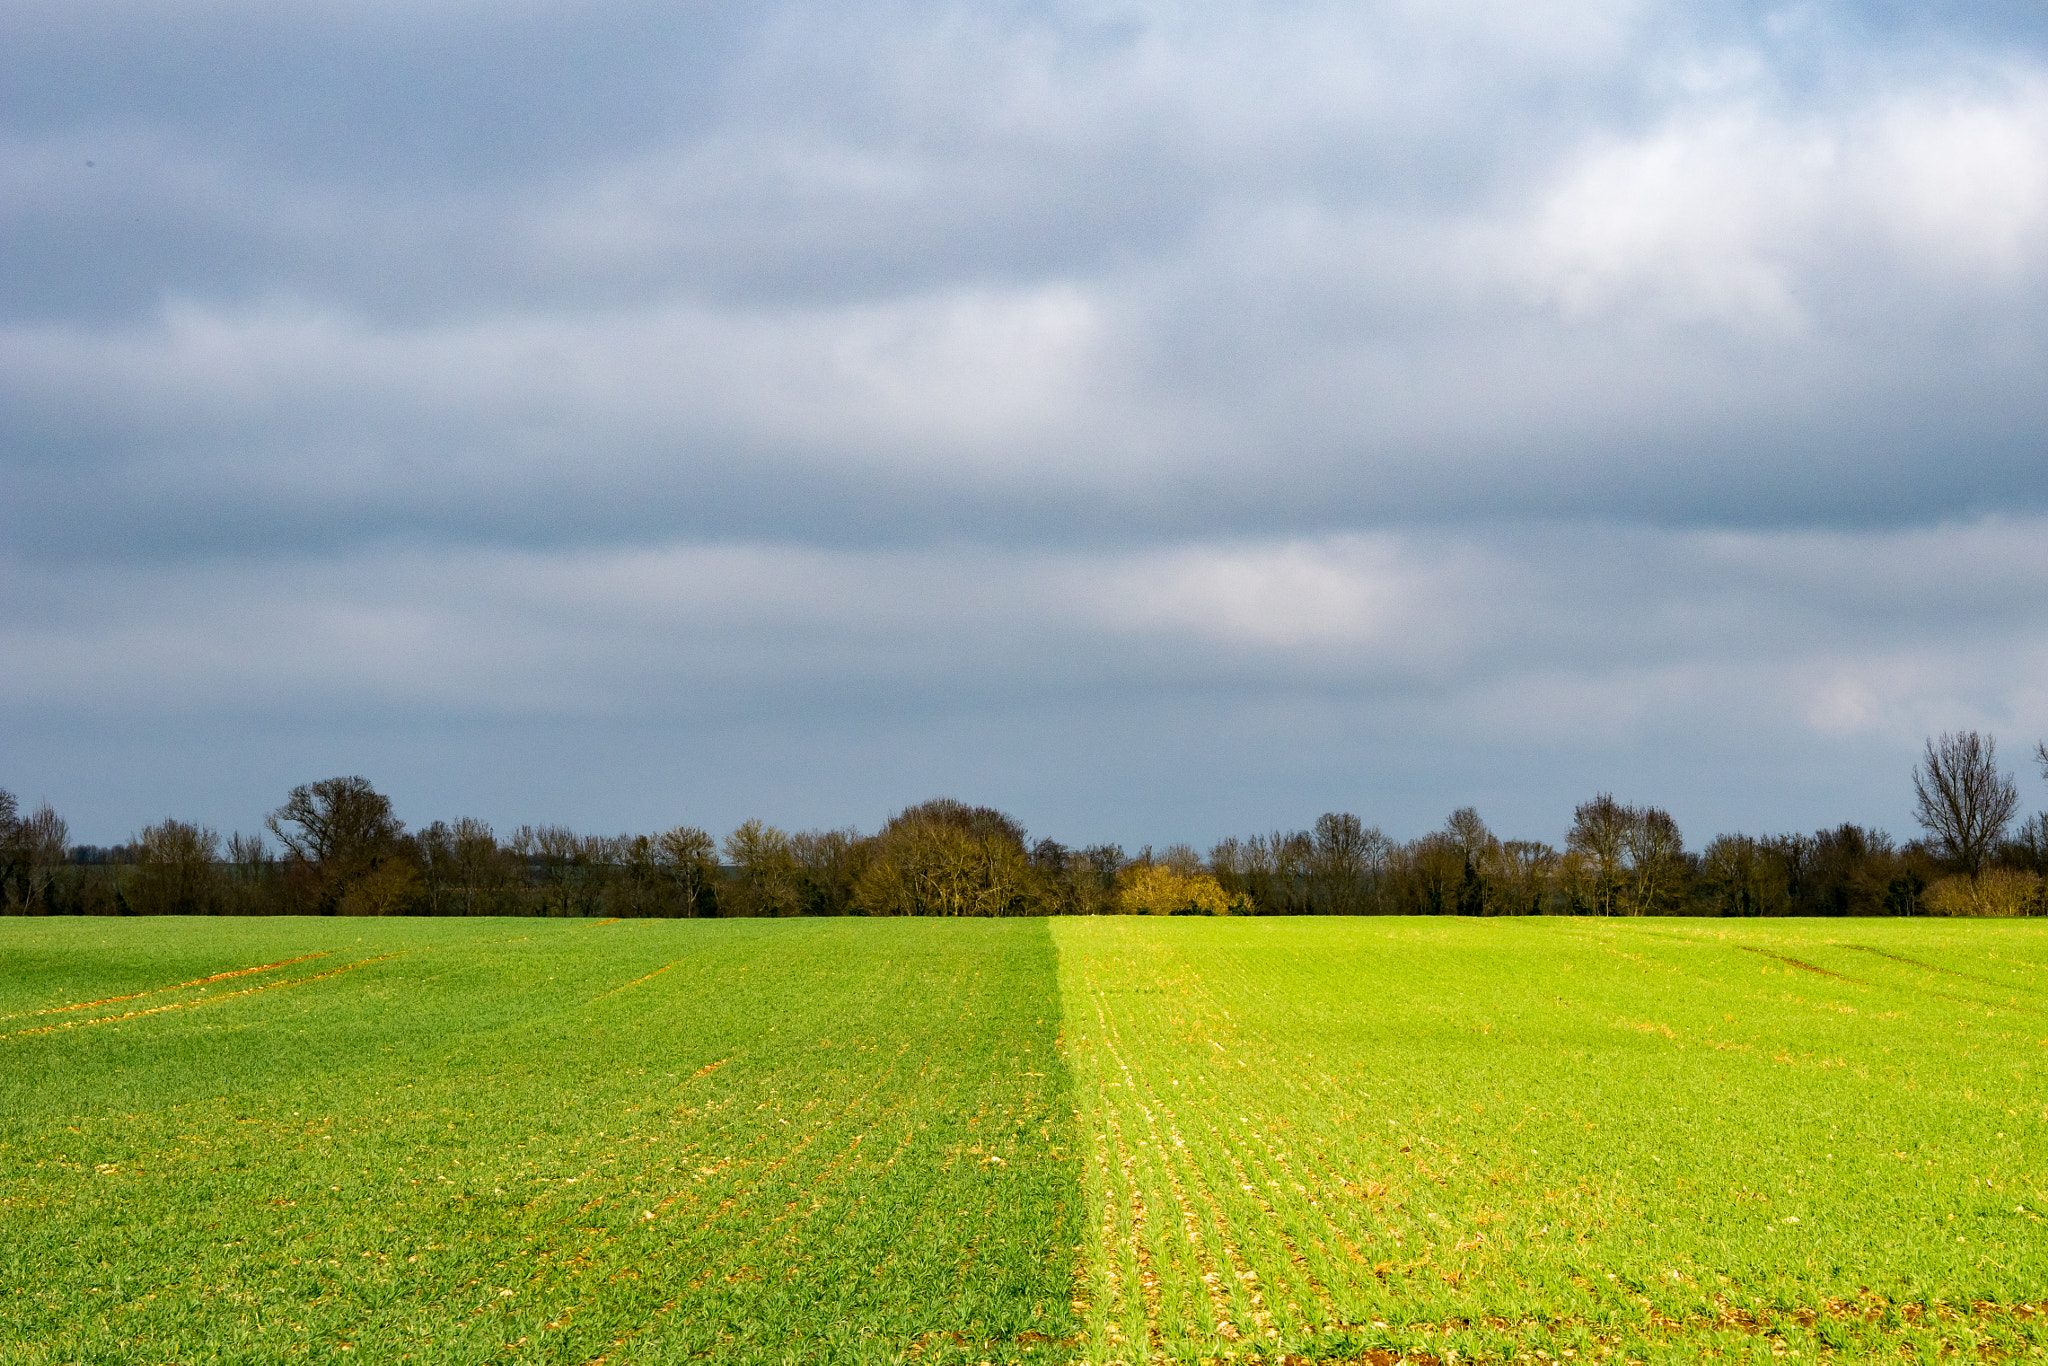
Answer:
xmin=1056 ymin=917 xmax=2048 ymax=1363
xmin=4 ymin=917 xmax=2045 ymax=1363
xmin=1 ymin=920 xmax=1075 ymax=1364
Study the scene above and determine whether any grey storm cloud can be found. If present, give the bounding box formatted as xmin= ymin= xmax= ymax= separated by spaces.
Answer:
xmin=4 ymin=0 xmax=2048 ymax=844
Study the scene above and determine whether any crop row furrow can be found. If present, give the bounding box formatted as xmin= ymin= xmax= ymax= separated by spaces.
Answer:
xmin=1133 ymin=1093 xmax=1238 ymax=1344
xmin=1200 ymin=1107 xmax=1341 ymax=1321
xmin=1103 ymin=1095 xmax=1167 ymax=1360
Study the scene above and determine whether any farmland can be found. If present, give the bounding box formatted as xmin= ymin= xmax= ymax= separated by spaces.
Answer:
xmin=1 ymin=919 xmax=1076 ymax=1363
xmin=4 ymin=917 xmax=2046 ymax=1363
xmin=1056 ymin=917 xmax=2048 ymax=1363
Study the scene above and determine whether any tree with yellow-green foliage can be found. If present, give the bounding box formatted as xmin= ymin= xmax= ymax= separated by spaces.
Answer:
xmin=1118 ymin=862 xmax=1233 ymax=915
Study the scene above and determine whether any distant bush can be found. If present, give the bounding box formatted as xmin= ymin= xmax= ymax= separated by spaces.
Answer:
xmin=1120 ymin=864 xmax=1234 ymax=916
xmin=338 ymin=860 xmax=426 ymax=916
xmin=1924 ymin=869 xmax=2044 ymax=918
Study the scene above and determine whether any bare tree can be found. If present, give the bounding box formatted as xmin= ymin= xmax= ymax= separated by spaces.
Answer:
xmin=1567 ymin=794 xmax=1686 ymax=915
xmin=131 ymin=819 xmax=224 ymax=915
xmin=1311 ymin=812 xmax=1390 ymax=915
xmin=2006 ymin=812 xmax=2048 ymax=881
xmin=1 ymin=798 xmax=70 ymax=913
xmin=412 ymin=823 xmax=455 ymax=916
xmin=1499 ymin=840 xmax=1559 ymax=915
xmin=224 ymin=831 xmax=274 ymax=914
xmin=1404 ymin=831 xmax=1464 ymax=916
xmin=723 ymin=819 xmax=802 ymax=917
xmin=1443 ymin=807 xmax=1503 ymax=915
xmin=451 ymin=817 xmax=504 ymax=915
xmin=1 ymin=788 xmax=30 ymax=908
xmin=1566 ymin=794 xmax=1631 ymax=915
xmin=267 ymin=776 xmax=404 ymax=910
xmin=788 ymin=828 xmax=865 ymax=916
xmin=0 ymin=791 xmax=67 ymax=913
xmin=509 ymin=825 xmax=613 ymax=917
xmin=1263 ymin=830 xmax=1315 ymax=914
xmin=656 ymin=825 xmax=719 ymax=917
xmin=1037 ymin=841 xmax=1123 ymax=916
xmin=1913 ymin=731 xmax=2019 ymax=878
xmin=1700 ymin=835 xmax=1784 ymax=918
xmin=1617 ymin=806 xmax=1686 ymax=915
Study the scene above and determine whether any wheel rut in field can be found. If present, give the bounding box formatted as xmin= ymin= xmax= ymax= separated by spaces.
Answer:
xmin=2 ymin=953 xmax=399 ymax=1039
xmin=1725 ymin=942 xmax=2044 ymax=1018
xmin=1844 ymin=944 xmax=2047 ymax=999
xmin=1735 ymin=946 xmax=1860 ymax=982
xmin=1 ymin=951 xmax=332 ymax=1022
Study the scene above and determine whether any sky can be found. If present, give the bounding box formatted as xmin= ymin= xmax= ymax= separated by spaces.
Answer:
xmin=4 ymin=0 xmax=2047 ymax=852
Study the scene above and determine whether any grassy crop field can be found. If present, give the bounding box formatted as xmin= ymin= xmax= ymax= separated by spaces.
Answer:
xmin=4 ymin=916 xmax=2045 ymax=1364
xmin=2 ymin=919 xmax=1076 ymax=1364
xmin=1054 ymin=917 xmax=2048 ymax=1363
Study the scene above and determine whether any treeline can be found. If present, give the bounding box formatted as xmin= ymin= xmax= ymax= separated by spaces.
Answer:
xmin=5 ymin=732 xmax=2046 ymax=919
xmin=1203 ymin=803 xmax=2035 ymax=918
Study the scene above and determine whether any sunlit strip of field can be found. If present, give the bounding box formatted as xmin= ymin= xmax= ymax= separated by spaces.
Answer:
xmin=1 ymin=918 xmax=1077 ymax=1364
xmin=1054 ymin=917 xmax=2048 ymax=1364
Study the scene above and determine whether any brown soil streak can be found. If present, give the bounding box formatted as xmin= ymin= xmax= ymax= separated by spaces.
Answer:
xmin=1846 ymin=945 xmax=2048 ymax=1002
xmin=3 ymin=954 xmax=398 ymax=1039
xmin=1738 ymin=947 xmax=1859 ymax=982
xmin=7 ymin=952 xmax=332 ymax=1021
xmin=587 ymin=960 xmax=680 ymax=1003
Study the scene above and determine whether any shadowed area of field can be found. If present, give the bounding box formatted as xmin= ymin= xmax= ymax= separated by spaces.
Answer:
xmin=0 ymin=918 xmax=1077 ymax=1364
xmin=1055 ymin=917 xmax=2048 ymax=1364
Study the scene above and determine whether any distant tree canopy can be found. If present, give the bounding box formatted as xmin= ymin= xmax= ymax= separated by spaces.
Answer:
xmin=0 ymin=791 xmax=68 ymax=914
xmin=1567 ymin=795 xmax=1686 ymax=917
xmin=853 ymin=802 xmax=1035 ymax=917
xmin=130 ymin=818 xmax=224 ymax=916
xmin=8 ymin=731 xmax=2048 ymax=917
xmin=266 ymin=775 xmax=406 ymax=913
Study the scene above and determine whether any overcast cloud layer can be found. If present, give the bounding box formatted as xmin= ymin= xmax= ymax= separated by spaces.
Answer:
xmin=5 ymin=0 xmax=2047 ymax=848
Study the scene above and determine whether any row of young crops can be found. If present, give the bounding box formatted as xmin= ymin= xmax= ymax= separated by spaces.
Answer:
xmin=4 ymin=916 xmax=2045 ymax=1362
